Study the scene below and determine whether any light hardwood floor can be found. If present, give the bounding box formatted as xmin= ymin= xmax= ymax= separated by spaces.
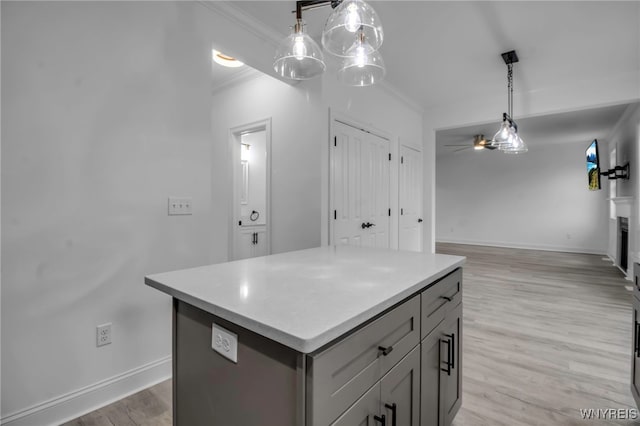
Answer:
xmin=63 ymin=244 xmax=637 ymax=425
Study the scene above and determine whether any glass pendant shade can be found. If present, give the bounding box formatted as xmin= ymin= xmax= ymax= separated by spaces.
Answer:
xmin=337 ymin=33 xmax=385 ymax=86
xmin=502 ymin=132 xmax=528 ymax=154
xmin=322 ymin=0 xmax=383 ymax=57
xmin=274 ymin=20 xmax=326 ymax=80
xmin=490 ymin=120 xmax=511 ymax=147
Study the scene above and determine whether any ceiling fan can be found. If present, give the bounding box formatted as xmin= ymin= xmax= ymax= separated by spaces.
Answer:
xmin=443 ymin=134 xmax=497 ymax=152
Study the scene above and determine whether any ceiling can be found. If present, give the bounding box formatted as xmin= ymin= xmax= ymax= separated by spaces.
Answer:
xmin=435 ymin=102 xmax=636 ymax=155
xmin=211 ymin=1 xmax=639 ymax=149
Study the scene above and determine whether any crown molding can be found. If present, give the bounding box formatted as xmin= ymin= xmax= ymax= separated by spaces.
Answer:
xmin=378 ymin=80 xmax=424 ymax=115
xmin=212 ymin=66 xmax=263 ymax=95
xmin=197 ymin=1 xmax=283 ymax=50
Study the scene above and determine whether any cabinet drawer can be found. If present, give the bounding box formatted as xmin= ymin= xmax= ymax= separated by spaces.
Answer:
xmin=421 ymin=269 xmax=462 ymax=340
xmin=307 ymin=295 xmax=420 ymax=426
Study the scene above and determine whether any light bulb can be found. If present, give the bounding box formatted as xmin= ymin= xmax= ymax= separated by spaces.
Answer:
xmin=493 ymin=120 xmax=511 ymax=143
xmin=345 ymin=3 xmax=361 ymax=32
xmin=355 ymin=45 xmax=366 ymax=68
xmin=293 ymin=35 xmax=307 ymax=60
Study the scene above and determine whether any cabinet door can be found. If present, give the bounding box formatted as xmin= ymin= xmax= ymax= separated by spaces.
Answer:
xmin=253 ymin=228 xmax=267 ymax=257
xmin=420 ymin=321 xmax=444 ymax=426
xmin=237 ymin=229 xmax=255 ymax=260
xmin=308 ymin=296 xmax=420 ymax=426
xmin=237 ymin=227 xmax=267 ymax=260
xmin=440 ymin=303 xmax=462 ymax=426
xmin=381 ymin=346 xmax=420 ymax=426
xmin=632 ymin=295 xmax=640 ymax=406
xmin=331 ymin=383 xmax=382 ymax=426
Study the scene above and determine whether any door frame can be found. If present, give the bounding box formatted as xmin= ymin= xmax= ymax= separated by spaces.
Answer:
xmin=328 ymin=110 xmax=394 ymax=247
xmin=228 ymin=118 xmax=272 ymax=260
xmin=398 ymin=143 xmax=424 ymax=252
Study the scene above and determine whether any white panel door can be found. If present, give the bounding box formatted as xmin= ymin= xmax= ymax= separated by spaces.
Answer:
xmin=332 ymin=121 xmax=390 ymax=248
xmin=399 ymin=145 xmax=423 ymax=252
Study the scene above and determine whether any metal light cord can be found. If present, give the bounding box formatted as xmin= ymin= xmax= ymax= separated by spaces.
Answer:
xmin=507 ymin=63 xmax=513 ymax=119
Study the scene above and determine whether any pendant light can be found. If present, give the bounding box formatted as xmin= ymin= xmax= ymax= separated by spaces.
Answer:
xmin=274 ymin=18 xmax=326 ymax=80
xmin=273 ymin=0 xmax=385 ymax=86
xmin=489 ymin=50 xmax=528 ymax=154
xmin=337 ymin=27 xmax=386 ymax=86
xmin=322 ymin=0 xmax=383 ymax=57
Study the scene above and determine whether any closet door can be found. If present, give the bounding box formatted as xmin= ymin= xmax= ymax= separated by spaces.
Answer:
xmin=399 ymin=145 xmax=423 ymax=252
xmin=332 ymin=121 xmax=390 ymax=248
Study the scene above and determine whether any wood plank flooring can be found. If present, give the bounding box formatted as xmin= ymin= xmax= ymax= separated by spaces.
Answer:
xmin=63 ymin=244 xmax=637 ymax=426
xmin=440 ymin=244 xmax=636 ymax=426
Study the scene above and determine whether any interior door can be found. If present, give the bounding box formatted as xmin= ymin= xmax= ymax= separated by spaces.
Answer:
xmin=399 ymin=145 xmax=423 ymax=252
xmin=332 ymin=121 xmax=390 ymax=248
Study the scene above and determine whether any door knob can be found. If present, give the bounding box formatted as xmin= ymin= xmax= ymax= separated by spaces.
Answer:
xmin=418 ymin=218 xmax=423 ymax=223
xmin=361 ymin=222 xmax=376 ymax=229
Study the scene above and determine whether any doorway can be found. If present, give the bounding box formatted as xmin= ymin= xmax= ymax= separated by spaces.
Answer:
xmin=229 ymin=119 xmax=271 ymax=260
xmin=399 ymin=145 xmax=423 ymax=251
xmin=330 ymin=120 xmax=391 ymax=248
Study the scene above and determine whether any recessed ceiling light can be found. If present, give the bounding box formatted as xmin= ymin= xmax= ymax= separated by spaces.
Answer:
xmin=212 ymin=49 xmax=244 ymax=68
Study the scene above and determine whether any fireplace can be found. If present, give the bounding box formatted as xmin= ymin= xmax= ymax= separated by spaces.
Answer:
xmin=618 ymin=216 xmax=629 ymax=272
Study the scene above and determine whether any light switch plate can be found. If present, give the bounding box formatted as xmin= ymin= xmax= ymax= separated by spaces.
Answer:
xmin=212 ymin=323 xmax=238 ymax=363
xmin=168 ymin=197 xmax=192 ymax=215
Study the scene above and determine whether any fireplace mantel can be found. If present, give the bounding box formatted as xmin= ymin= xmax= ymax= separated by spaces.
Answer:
xmin=611 ymin=196 xmax=634 ymax=218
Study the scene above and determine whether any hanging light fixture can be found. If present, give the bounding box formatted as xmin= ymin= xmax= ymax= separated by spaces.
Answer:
xmin=322 ymin=0 xmax=383 ymax=57
xmin=274 ymin=18 xmax=326 ymax=80
xmin=489 ymin=50 xmax=528 ymax=154
xmin=337 ymin=26 xmax=385 ymax=86
xmin=273 ymin=0 xmax=385 ymax=86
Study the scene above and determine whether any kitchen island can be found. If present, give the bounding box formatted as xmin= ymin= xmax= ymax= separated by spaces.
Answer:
xmin=146 ymin=245 xmax=465 ymax=426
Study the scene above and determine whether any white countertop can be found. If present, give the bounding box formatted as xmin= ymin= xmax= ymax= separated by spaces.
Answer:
xmin=145 ymin=245 xmax=465 ymax=353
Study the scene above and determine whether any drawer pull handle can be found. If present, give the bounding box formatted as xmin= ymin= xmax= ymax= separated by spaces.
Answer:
xmin=374 ymin=414 xmax=386 ymax=426
xmin=440 ymin=296 xmax=452 ymax=302
xmin=635 ymin=321 xmax=640 ymax=358
xmin=378 ymin=345 xmax=394 ymax=356
xmin=385 ymin=403 xmax=397 ymax=426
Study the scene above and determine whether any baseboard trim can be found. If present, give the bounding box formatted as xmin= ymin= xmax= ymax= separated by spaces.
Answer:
xmin=1 ymin=355 xmax=171 ymax=426
xmin=436 ymin=238 xmax=607 ymax=255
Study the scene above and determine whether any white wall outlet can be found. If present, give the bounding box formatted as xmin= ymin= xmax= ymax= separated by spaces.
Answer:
xmin=168 ymin=197 xmax=193 ymax=215
xmin=212 ymin=323 xmax=238 ymax=363
xmin=96 ymin=323 xmax=112 ymax=347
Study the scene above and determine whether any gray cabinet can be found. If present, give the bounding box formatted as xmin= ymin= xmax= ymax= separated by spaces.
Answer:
xmin=440 ymin=303 xmax=462 ymax=426
xmin=381 ymin=346 xmax=420 ymax=426
xmin=330 ymin=346 xmax=420 ymax=426
xmin=331 ymin=383 xmax=381 ymax=426
xmin=420 ymin=320 xmax=444 ymax=426
xmin=420 ymin=270 xmax=463 ymax=426
xmin=632 ymin=264 xmax=640 ymax=408
xmin=308 ymin=295 xmax=420 ymax=426
xmin=171 ymin=268 xmax=463 ymax=426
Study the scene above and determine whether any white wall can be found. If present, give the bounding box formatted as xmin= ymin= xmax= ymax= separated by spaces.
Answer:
xmin=606 ymin=103 xmax=640 ymax=275
xmin=423 ymin=60 xmax=640 ymax=254
xmin=436 ymin=141 xmax=610 ymax=253
xmin=1 ymin=2 xmax=219 ymax=423
xmin=1 ymin=2 xmax=424 ymax=423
